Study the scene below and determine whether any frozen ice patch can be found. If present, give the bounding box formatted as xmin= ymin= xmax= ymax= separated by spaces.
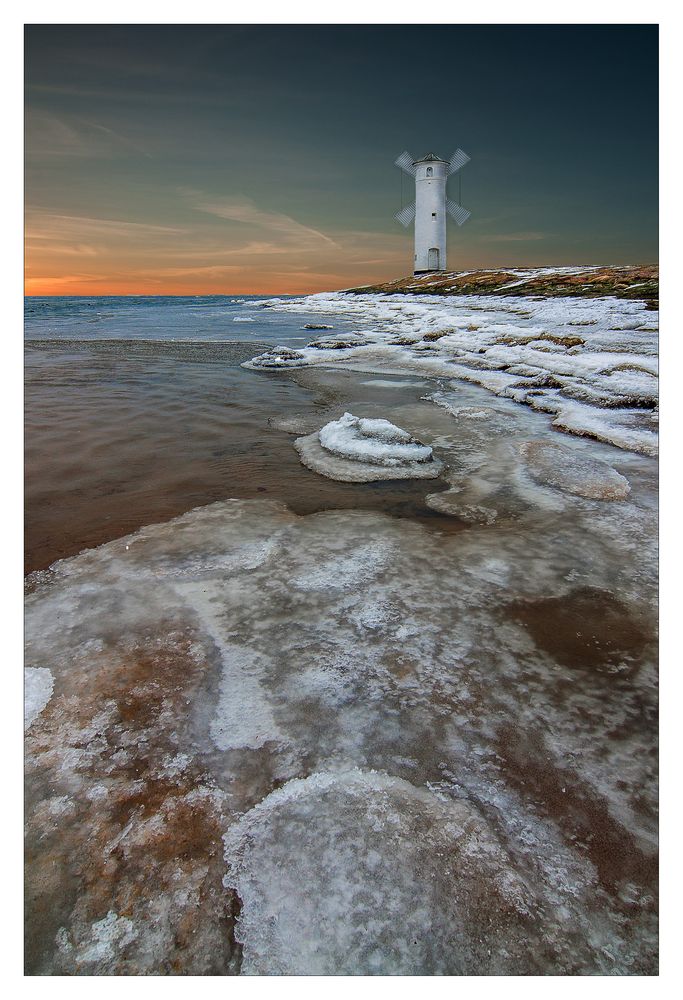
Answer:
xmin=210 ymin=644 xmax=284 ymax=751
xmin=223 ymin=768 xmax=582 ymax=975
xmin=25 ymin=667 xmax=54 ymax=730
xmin=319 ymin=413 xmax=433 ymax=466
xmin=56 ymin=911 xmax=138 ymax=967
xmin=295 ymin=412 xmax=443 ymax=482
xmin=520 ymin=440 xmax=631 ymax=500
xmin=426 ymin=392 xmax=495 ymax=421
xmin=291 ymin=538 xmax=393 ymax=592
xmin=361 ymin=379 xmax=428 ymax=388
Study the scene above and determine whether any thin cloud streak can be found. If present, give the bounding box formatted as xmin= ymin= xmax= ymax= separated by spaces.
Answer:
xmin=477 ymin=232 xmax=550 ymax=243
xmin=187 ymin=192 xmax=339 ymax=250
xmin=26 ymin=212 xmax=185 ymax=239
xmin=25 ymin=110 xmax=152 ymax=159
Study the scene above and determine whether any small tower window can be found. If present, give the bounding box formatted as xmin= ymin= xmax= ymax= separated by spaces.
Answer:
xmin=432 ymin=212 xmax=437 ymax=218
xmin=426 ymin=166 xmax=433 ymax=177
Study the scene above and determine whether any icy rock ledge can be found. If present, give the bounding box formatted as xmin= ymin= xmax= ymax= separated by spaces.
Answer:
xmin=295 ymin=412 xmax=444 ymax=482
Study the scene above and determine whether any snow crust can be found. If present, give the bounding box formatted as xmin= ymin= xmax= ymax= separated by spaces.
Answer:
xmin=247 ymin=292 xmax=658 ymax=455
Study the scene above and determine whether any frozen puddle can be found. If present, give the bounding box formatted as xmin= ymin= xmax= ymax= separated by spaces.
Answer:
xmin=25 ymin=483 xmax=657 ymax=973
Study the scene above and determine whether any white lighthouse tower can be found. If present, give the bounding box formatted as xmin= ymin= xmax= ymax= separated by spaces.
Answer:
xmin=394 ymin=149 xmax=471 ymax=274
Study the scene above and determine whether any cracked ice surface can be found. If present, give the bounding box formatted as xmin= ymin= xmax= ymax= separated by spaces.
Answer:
xmin=247 ymin=292 xmax=658 ymax=455
xmin=25 ymin=483 xmax=657 ymax=974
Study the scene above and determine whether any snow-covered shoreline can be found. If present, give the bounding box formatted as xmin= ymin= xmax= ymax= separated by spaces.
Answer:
xmin=343 ymin=263 xmax=658 ymax=304
xmin=247 ymin=291 xmax=659 ymax=456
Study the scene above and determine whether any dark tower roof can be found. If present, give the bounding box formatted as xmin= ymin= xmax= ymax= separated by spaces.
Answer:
xmin=413 ymin=152 xmax=449 ymax=164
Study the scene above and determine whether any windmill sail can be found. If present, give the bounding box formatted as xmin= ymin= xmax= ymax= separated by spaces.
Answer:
xmin=447 ymin=149 xmax=470 ymax=175
xmin=394 ymin=151 xmax=417 ymax=176
xmin=394 ymin=202 xmax=416 ymax=227
xmin=446 ymin=199 xmax=471 ymax=226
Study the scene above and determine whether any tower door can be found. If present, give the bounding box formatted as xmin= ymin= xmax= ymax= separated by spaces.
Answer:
xmin=428 ymin=247 xmax=440 ymax=270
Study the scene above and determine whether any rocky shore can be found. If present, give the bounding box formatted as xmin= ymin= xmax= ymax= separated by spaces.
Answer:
xmin=345 ymin=265 xmax=658 ymax=308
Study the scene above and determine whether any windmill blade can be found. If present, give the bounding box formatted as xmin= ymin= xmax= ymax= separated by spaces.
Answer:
xmin=446 ymin=199 xmax=471 ymax=226
xmin=394 ymin=201 xmax=416 ymax=227
xmin=447 ymin=149 xmax=470 ymax=175
xmin=394 ymin=151 xmax=417 ymax=177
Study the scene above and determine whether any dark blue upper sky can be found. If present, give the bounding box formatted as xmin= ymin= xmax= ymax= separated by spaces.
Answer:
xmin=25 ymin=24 xmax=659 ymax=294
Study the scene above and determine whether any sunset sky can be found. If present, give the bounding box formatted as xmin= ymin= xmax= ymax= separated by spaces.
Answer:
xmin=25 ymin=24 xmax=658 ymax=296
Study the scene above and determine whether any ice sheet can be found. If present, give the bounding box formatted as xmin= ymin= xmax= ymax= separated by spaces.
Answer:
xmin=25 ymin=492 xmax=657 ymax=974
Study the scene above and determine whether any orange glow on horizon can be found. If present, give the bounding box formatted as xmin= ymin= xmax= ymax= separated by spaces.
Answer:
xmin=24 ymin=274 xmax=361 ymax=297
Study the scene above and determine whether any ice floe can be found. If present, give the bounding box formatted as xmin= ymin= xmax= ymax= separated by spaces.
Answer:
xmin=246 ymin=292 xmax=658 ymax=455
xmin=295 ymin=412 xmax=443 ymax=482
xmin=320 ymin=413 xmax=433 ymax=466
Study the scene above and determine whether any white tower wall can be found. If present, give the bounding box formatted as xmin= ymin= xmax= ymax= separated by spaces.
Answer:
xmin=414 ymin=159 xmax=448 ymax=273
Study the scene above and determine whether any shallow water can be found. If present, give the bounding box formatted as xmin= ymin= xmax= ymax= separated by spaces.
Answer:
xmin=24 ymin=293 xmax=658 ymax=976
xmin=25 ymin=303 xmax=451 ymax=573
xmin=24 ymin=348 xmax=465 ymax=574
